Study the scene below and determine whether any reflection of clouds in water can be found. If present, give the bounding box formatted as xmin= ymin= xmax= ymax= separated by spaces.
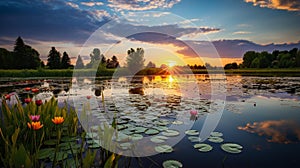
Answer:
xmin=238 ymin=120 xmax=300 ymax=144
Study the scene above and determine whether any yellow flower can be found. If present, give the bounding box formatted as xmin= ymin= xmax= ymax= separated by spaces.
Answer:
xmin=52 ymin=116 xmax=64 ymax=125
xmin=27 ymin=121 xmax=43 ymax=130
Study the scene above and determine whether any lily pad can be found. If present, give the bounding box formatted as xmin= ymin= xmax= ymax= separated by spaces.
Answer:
xmin=155 ymin=120 xmax=169 ymax=126
xmin=134 ymin=127 xmax=148 ymax=134
xmin=151 ymin=136 xmax=168 ymax=143
xmin=119 ymin=142 xmax=131 ymax=150
xmin=185 ymin=130 xmax=199 ymax=136
xmin=188 ymin=136 xmax=201 ymax=143
xmin=145 ymin=129 xmax=160 ymax=135
xmin=88 ymin=143 xmax=101 ymax=149
xmin=210 ymin=131 xmax=223 ymax=137
xmin=172 ymin=120 xmax=183 ymax=125
xmin=162 ymin=129 xmax=180 ymax=137
xmin=153 ymin=126 xmax=168 ymax=131
xmin=155 ymin=145 xmax=173 ymax=153
xmin=193 ymin=143 xmax=213 ymax=152
xmin=61 ymin=136 xmax=78 ymax=142
xmin=131 ymin=134 xmax=143 ymax=141
xmin=115 ymin=133 xmax=131 ymax=142
xmin=162 ymin=160 xmax=183 ymax=168
xmin=37 ymin=148 xmax=55 ymax=160
xmin=221 ymin=143 xmax=243 ymax=154
xmin=208 ymin=136 xmax=224 ymax=143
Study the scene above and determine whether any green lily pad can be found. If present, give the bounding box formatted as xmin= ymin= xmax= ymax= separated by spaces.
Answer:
xmin=119 ymin=142 xmax=131 ymax=150
xmin=188 ymin=136 xmax=201 ymax=143
xmin=151 ymin=136 xmax=168 ymax=143
xmin=208 ymin=136 xmax=224 ymax=143
xmin=44 ymin=139 xmax=57 ymax=146
xmin=153 ymin=126 xmax=168 ymax=131
xmin=88 ymin=143 xmax=101 ymax=149
xmin=185 ymin=130 xmax=199 ymax=136
xmin=172 ymin=120 xmax=183 ymax=125
xmin=134 ymin=127 xmax=148 ymax=134
xmin=131 ymin=134 xmax=143 ymax=141
xmin=193 ymin=143 xmax=213 ymax=152
xmin=210 ymin=131 xmax=223 ymax=137
xmin=221 ymin=143 xmax=243 ymax=154
xmin=155 ymin=145 xmax=173 ymax=153
xmin=145 ymin=129 xmax=159 ymax=135
xmin=117 ymin=125 xmax=126 ymax=130
xmin=37 ymin=148 xmax=55 ymax=160
xmin=162 ymin=160 xmax=183 ymax=168
xmin=155 ymin=120 xmax=169 ymax=126
xmin=115 ymin=133 xmax=131 ymax=142
xmin=85 ymin=132 xmax=98 ymax=139
xmin=162 ymin=129 xmax=180 ymax=137
xmin=120 ymin=129 xmax=134 ymax=135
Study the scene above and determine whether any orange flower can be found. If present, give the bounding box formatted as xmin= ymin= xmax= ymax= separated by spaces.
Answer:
xmin=27 ymin=121 xmax=43 ymax=130
xmin=52 ymin=117 xmax=64 ymax=125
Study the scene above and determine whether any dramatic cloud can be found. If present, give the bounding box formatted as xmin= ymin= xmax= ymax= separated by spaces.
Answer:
xmin=238 ymin=120 xmax=300 ymax=144
xmin=107 ymin=0 xmax=181 ymax=11
xmin=245 ymin=0 xmax=300 ymax=11
xmin=0 ymin=0 xmax=110 ymax=44
xmin=81 ymin=1 xmax=104 ymax=7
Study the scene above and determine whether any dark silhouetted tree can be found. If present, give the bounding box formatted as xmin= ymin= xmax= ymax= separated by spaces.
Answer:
xmin=126 ymin=48 xmax=145 ymax=73
xmin=224 ymin=62 xmax=238 ymax=69
xmin=146 ymin=61 xmax=156 ymax=68
xmin=106 ymin=55 xmax=119 ymax=68
xmin=13 ymin=36 xmax=41 ymax=69
xmin=61 ymin=51 xmax=72 ymax=69
xmin=75 ymin=55 xmax=84 ymax=69
xmin=242 ymin=51 xmax=257 ymax=68
xmin=47 ymin=47 xmax=61 ymax=69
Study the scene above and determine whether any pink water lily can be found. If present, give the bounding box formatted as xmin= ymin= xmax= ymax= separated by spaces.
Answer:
xmin=30 ymin=115 xmax=40 ymax=122
xmin=190 ymin=110 xmax=198 ymax=116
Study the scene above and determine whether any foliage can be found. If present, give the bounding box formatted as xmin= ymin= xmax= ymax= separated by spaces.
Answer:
xmin=126 ymin=48 xmax=145 ymax=74
xmin=61 ymin=52 xmax=73 ymax=69
xmin=224 ymin=62 xmax=238 ymax=69
xmin=106 ymin=55 xmax=119 ymax=69
xmin=0 ymin=37 xmax=41 ymax=69
xmin=75 ymin=55 xmax=85 ymax=69
xmin=47 ymin=47 xmax=61 ymax=69
xmin=242 ymin=48 xmax=300 ymax=68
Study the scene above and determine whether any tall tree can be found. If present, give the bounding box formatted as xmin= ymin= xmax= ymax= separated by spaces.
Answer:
xmin=75 ymin=55 xmax=84 ymax=69
xmin=13 ymin=36 xmax=41 ymax=69
xmin=47 ymin=47 xmax=61 ymax=69
xmin=126 ymin=48 xmax=145 ymax=73
xmin=106 ymin=55 xmax=119 ymax=68
xmin=146 ymin=61 xmax=156 ymax=68
xmin=61 ymin=51 xmax=72 ymax=69
xmin=86 ymin=48 xmax=102 ymax=68
xmin=242 ymin=51 xmax=257 ymax=68
xmin=296 ymin=50 xmax=300 ymax=67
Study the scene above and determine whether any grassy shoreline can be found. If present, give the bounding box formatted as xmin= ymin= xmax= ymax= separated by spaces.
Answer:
xmin=0 ymin=68 xmax=300 ymax=78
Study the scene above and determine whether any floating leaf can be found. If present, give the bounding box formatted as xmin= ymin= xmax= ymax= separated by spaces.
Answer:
xmin=185 ymin=130 xmax=199 ymax=136
xmin=208 ymin=136 xmax=224 ymax=143
xmin=193 ymin=143 xmax=213 ymax=152
xmin=88 ymin=143 xmax=101 ymax=149
xmin=155 ymin=145 xmax=173 ymax=153
xmin=145 ymin=129 xmax=159 ymax=135
xmin=61 ymin=136 xmax=78 ymax=142
xmin=162 ymin=129 xmax=180 ymax=137
xmin=115 ymin=133 xmax=131 ymax=142
xmin=134 ymin=127 xmax=148 ymax=134
xmin=221 ymin=143 xmax=243 ymax=154
xmin=153 ymin=126 xmax=168 ymax=131
xmin=210 ymin=132 xmax=223 ymax=137
xmin=131 ymin=134 xmax=143 ymax=141
xmin=162 ymin=160 xmax=183 ymax=168
xmin=188 ymin=136 xmax=201 ymax=143
xmin=155 ymin=120 xmax=169 ymax=126
xmin=172 ymin=120 xmax=183 ymax=125
xmin=119 ymin=142 xmax=131 ymax=150
xmin=151 ymin=136 xmax=168 ymax=143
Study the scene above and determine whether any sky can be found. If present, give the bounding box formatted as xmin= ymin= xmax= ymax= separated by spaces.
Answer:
xmin=0 ymin=0 xmax=300 ymax=66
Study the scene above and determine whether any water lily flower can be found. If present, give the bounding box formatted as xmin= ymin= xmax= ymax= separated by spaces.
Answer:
xmin=190 ymin=110 xmax=198 ymax=116
xmin=5 ymin=94 xmax=10 ymax=100
xmin=52 ymin=116 xmax=64 ymax=125
xmin=24 ymin=98 xmax=32 ymax=104
xmin=86 ymin=95 xmax=92 ymax=99
xmin=35 ymin=100 xmax=43 ymax=106
xmin=27 ymin=121 xmax=43 ymax=130
xmin=31 ymin=88 xmax=39 ymax=93
xmin=30 ymin=115 xmax=40 ymax=122
xmin=24 ymin=87 xmax=31 ymax=91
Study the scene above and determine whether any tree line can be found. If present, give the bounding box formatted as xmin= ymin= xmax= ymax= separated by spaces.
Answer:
xmin=225 ymin=48 xmax=300 ymax=69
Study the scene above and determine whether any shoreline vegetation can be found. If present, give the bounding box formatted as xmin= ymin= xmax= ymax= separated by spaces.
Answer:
xmin=0 ymin=68 xmax=300 ymax=78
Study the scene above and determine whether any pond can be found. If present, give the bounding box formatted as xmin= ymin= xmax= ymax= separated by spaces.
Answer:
xmin=1 ymin=75 xmax=300 ymax=167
